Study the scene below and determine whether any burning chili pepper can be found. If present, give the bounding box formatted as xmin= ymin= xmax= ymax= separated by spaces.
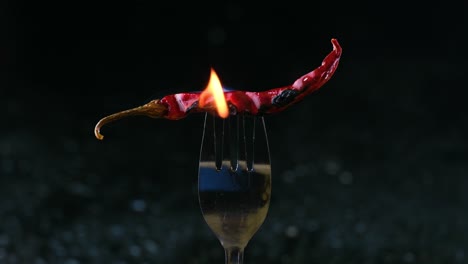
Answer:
xmin=94 ymin=38 xmax=342 ymax=140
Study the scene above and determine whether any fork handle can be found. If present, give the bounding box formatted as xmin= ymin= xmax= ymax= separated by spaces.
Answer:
xmin=225 ymin=247 xmax=244 ymax=264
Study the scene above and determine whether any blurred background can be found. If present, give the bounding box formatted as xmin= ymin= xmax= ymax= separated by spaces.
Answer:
xmin=1 ymin=1 xmax=467 ymax=263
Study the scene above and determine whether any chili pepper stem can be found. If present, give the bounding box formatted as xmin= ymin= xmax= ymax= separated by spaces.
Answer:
xmin=94 ymin=99 xmax=167 ymax=140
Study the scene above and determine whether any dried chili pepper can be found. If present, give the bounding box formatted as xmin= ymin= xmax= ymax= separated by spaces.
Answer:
xmin=94 ymin=38 xmax=342 ymax=140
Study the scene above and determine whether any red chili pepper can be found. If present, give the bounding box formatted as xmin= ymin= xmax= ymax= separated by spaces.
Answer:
xmin=94 ymin=38 xmax=342 ymax=140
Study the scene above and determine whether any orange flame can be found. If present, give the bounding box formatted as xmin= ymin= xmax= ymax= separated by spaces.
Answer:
xmin=199 ymin=68 xmax=229 ymax=118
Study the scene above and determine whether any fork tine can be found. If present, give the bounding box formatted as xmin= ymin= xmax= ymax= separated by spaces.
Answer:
xmin=245 ymin=115 xmax=256 ymax=172
xmin=228 ymin=115 xmax=239 ymax=171
xmin=236 ymin=115 xmax=258 ymax=172
xmin=213 ymin=114 xmax=224 ymax=170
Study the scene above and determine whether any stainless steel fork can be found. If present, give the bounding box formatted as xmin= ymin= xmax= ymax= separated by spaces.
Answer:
xmin=198 ymin=113 xmax=272 ymax=264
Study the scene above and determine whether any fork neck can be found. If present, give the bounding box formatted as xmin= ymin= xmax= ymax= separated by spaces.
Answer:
xmin=225 ymin=247 xmax=244 ymax=264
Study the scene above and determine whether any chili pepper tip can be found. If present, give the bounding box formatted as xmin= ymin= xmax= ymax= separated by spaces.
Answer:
xmin=330 ymin=38 xmax=342 ymax=56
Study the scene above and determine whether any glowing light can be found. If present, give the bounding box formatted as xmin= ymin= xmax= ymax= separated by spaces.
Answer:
xmin=199 ymin=68 xmax=229 ymax=118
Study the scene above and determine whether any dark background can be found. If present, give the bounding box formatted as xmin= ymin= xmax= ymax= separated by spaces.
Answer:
xmin=1 ymin=1 xmax=467 ymax=263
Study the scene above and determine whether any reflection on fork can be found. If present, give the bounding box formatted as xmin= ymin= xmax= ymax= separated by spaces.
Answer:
xmin=198 ymin=113 xmax=272 ymax=264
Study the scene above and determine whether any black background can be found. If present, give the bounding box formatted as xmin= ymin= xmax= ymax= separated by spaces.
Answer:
xmin=1 ymin=1 xmax=468 ymax=263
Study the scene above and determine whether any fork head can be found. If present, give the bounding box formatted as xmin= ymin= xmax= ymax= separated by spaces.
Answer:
xmin=198 ymin=114 xmax=272 ymax=249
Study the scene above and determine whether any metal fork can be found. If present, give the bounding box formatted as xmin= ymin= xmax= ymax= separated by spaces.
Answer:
xmin=198 ymin=113 xmax=272 ymax=264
